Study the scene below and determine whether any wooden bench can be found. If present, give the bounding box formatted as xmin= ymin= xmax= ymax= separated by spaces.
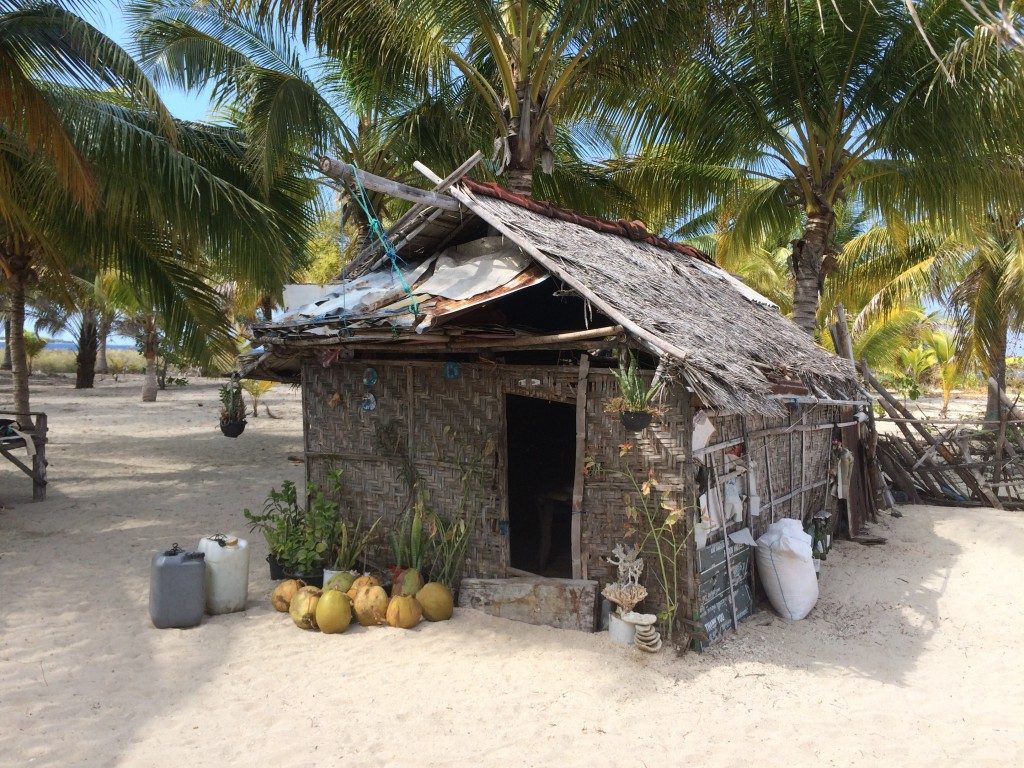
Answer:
xmin=0 ymin=411 xmax=48 ymax=501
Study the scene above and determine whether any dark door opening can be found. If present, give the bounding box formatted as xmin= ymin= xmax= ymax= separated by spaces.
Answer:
xmin=505 ymin=394 xmax=576 ymax=578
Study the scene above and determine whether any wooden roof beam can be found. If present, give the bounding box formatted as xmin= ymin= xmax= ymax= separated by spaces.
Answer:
xmin=318 ymin=157 xmax=462 ymax=211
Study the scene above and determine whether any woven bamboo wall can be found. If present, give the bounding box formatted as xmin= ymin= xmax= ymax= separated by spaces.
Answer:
xmin=702 ymin=405 xmax=840 ymax=540
xmin=302 ymin=359 xmax=592 ymax=579
xmin=300 ymin=358 xmax=838 ymax=641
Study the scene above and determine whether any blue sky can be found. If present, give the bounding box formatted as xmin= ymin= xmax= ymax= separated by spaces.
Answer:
xmin=91 ymin=1 xmax=214 ymax=120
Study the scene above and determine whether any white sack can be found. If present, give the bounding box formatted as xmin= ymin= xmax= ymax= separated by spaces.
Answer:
xmin=755 ymin=518 xmax=819 ymax=620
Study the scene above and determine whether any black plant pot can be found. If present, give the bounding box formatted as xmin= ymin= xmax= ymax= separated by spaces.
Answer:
xmin=266 ymin=555 xmax=324 ymax=586
xmin=220 ymin=420 xmax=246 ymax=438
xmin=620 ymin=410 xmax=653 ymax=431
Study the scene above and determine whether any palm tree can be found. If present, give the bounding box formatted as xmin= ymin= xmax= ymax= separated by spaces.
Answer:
xmin=230 ymin=0 xmax=704 ymax=198
xmin=826 ymin=212 xmax=1024 ymax=417
xmin=926 ymin=330 xmax=963 ymax=416
xmin=2 ymin=3 xmax=309 ymax=424
xmin=618 ymin=0 xmax=1024 ymax=334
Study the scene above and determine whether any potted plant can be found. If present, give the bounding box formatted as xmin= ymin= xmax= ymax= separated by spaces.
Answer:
xmin=219 ymin=375 xmax=247 ymax=437
xmin=605 ymin=350 xmax=661 ymax=431
xmin=243 ymin=470 xmax=347 ymax=586
xmin=323 ymin=515 xmax=381 ymax=587
xmin=388 ymin=488 xmax=429 ymax=591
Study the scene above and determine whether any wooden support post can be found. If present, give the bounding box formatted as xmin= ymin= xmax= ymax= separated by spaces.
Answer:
xmin=763 ymin=437 xmax=776 ymax=524
xmin=799 ymin=427 xmax=808 ymax=522
xmin=31 ymin=412 xmax=47 ymax=501
xmin=570 ymin=354 xmax=590 ymax=581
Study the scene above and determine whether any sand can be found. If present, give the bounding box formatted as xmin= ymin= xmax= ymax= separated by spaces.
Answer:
xmin=1 ymin=375 xmax=1023 ymax=767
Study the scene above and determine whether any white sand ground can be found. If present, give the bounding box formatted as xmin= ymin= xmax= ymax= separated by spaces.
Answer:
xmin=1 ymin=376 xmax=1022 ymax=767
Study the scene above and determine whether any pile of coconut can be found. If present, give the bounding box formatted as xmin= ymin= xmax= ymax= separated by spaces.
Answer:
xmin=271 ymin=570 xmax=453 ymax=633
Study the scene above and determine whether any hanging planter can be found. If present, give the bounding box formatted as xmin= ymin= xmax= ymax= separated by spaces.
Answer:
xmin=220 ymin=420 xmax=247 ymax=438
xmin=219 ymin=374 xmax=248 ymax=438
xmin=604 ymin=350 xmax=662 ymax=432
xmin=620 ymin=411 xmax=652 ymax=431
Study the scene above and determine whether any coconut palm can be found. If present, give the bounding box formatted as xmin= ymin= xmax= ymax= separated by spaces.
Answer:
xmin=1 ymin=2 xmax=311 ymax=424
xmin=228 ymin=0 xmax=704 ymax=198
xmin=926 ymin=330 xmax=963 ymax=416
xmin=131 ymin=0 xmax=637 ymax=246
xmin=617 ymin=0 xmax=1024 ymax=335
xmin=826 ymin=212 xmax=1024 ymax=417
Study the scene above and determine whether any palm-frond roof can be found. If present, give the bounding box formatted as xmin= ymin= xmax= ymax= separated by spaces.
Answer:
xmin=248 ymin=180 xmax=858 ymax=415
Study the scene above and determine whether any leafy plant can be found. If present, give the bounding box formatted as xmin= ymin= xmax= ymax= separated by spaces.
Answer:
xmin=243 ymin=479 xmax=302 ymax=565
xmin=241 ymin=379 xmax=275 ymax=418
xmin=219 ymin=376 xmax=247 ymax=423
xmin=390 ymin=488 xmax=428 ymax=571
xmin=427 ymin=507 xmax=474 ymax=590
xmin=23 ymin=332 xmax=47 ymax=374
xmin=331 ymin=515 xmax=381 ymax=571
xmin=606 ymin=350 xmax=660 ymax=413
xmin=244 ymin=470 xmax=348 ymax=574
xmin=592 ymin=446 xmax=692 ymax=645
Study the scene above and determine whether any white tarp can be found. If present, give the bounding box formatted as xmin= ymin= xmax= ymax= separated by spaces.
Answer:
xmin=286 ymin=258 xmax=435 ymax=319
xmin=415 ymin=236 xmax=531 ymax=300
xmin=282 ymin=283 xmax=341 ymax=314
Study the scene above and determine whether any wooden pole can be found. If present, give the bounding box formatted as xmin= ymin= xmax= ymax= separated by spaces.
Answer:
xmin=570 ymin=354 xmax=590 ymax=581
xmin=319 ymin=157 xmax=462 ymax=211
xmin=863 ymin=363 xmax=1000 ymax=508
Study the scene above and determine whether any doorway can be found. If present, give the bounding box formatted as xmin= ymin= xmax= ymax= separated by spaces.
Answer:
xmin=505 ymin=394 xmax=576 ymax=578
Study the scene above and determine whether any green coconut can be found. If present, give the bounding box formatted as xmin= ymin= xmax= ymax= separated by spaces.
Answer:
xmin=392 ymin=568 xmax=424 ymax=597
xmin=325 ymin=571 xmax=357 ymax=594
xmin=315 ymin=589 xmax=353 ymax=634
xmin=416 ymin=582 xmax=454 ymax=621
xmin=352 ymin=585 xmax=389 ymax=626
xmin=289 ymin=586 xmax=322 ymax=630
xmin=386 ymin=594 xmax=422 ymax=629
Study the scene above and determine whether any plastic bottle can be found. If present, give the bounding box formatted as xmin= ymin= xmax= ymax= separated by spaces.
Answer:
xmin=150 ymin=544 xmax=206 ymax=629
xmin=198 ymin=534 xmax=250 ymax=614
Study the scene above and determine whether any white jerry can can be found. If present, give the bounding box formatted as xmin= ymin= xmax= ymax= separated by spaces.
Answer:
xmin=197 ymin=535 xmax=251 ymax=614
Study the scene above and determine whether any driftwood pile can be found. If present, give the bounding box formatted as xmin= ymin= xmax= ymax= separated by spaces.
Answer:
xmin=868 ymin=371 xmax=1024 ymax=510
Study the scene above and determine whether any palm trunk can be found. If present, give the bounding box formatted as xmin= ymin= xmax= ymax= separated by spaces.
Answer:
xmin=141 ymin=316 xmax=158 ymax=402
xmin=95 ymin=312 xmax=112 ymax=374
xmin=985 ymin=322 xmax=1008 ymax=419
xmin=790 ymin=208 xmax=835 ymax=335
xmin=260 ymin=295 xmax=274 ymax=322
xmin=505 ymin=162 xmax=534 ymax=197
xmin=7 ymin=260 xmax=33 ymax=428
xmin=75 ymin=309 xmax=98 ymax=389
xmin=2 ymin=318 xmax=11 ymax=370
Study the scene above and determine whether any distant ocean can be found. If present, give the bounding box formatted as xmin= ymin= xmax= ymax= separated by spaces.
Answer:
xmin=0 ymin=340 xmax=136 ymax=351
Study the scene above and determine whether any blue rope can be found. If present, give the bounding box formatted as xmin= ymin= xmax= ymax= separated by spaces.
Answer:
xmin=344 ymin=163 xmax=418 ymax=315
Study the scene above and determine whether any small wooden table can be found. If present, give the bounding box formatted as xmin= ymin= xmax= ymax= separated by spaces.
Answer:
xmin=0 ymin=411 xmax=48 ymax=501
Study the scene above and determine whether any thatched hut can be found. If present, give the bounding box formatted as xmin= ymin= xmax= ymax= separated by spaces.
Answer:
xmin=245 ymin=169 xmax=866 ymax=647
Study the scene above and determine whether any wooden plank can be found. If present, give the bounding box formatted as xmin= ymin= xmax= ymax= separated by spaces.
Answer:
xmin=319 ymin=157 xmax=462 ymax=211
xmin=863 ymin=364 xmax=995 ymax=504
xmin=458 ymin=577 xmax=598 ymax=631
xmin=570 ymin=354 xmax=590 ymax=581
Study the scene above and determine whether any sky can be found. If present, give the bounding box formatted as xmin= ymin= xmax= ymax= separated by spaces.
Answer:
xmin=91 ymin=1 xmax=214 ymax=120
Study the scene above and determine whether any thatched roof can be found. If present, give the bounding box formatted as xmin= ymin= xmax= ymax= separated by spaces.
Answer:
xmin=248 ymin=180 xmax=858 ymax=415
